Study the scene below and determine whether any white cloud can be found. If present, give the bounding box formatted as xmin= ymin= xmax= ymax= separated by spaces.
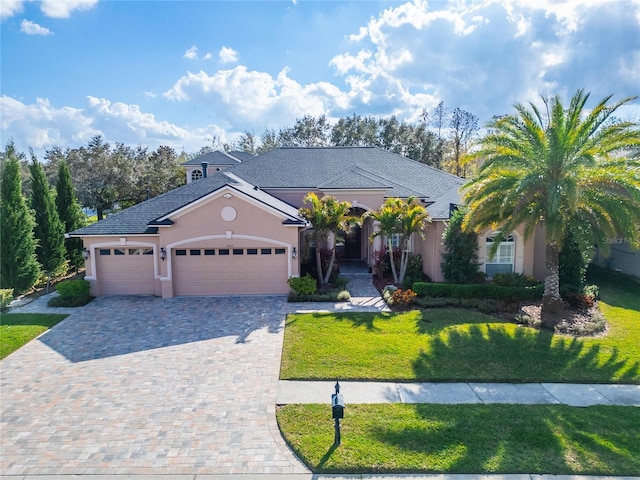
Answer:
xmin=183 ymin=45 xmax=213 ymax=61
xmin=164 ymin=66 xmax=350 ymax=129
xmin=0 ymin=95 xmax=220 ymax=155
xmin=219 ymin=46 xmax=239 ymax=64
xmin=327 ymin=0 xmax=640 ymax=122
xmin=2 ymin=0 xmax=98 ymax=20
xmin=40 ymin=0 xmax=98 ymax=18
xmin=183 ymin=45 xmax=198 ymax=60
xmin=20 ymin=19 xmax=52 ymax=36
xmin=0 ymin=0 xmax=23 ymax=19
xmin=1 ymin=96 xmax=98 ymax=150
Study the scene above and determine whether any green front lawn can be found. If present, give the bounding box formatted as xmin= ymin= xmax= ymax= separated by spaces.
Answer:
xmin=281 ymin=269 xmax=640 ymax=383
xmin=0 ymin=313 xmax=67 ymax=359
xmin=277 ymin=404 xmax=640 ymax=474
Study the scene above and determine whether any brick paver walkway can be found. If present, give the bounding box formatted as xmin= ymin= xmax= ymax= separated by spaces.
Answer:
xmin=1 ymin=296 xmax=308 ymax=476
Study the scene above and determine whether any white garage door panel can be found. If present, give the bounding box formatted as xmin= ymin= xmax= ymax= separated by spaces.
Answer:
xmin=97 ymin=248 xmax=155 ymax=295
xmin=173 ymin=247 xmax=288 ymax=296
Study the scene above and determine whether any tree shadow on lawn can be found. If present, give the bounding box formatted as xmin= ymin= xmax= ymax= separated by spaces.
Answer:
xmin=412 ymin=319 xmax=639 ymax=383
xmin=370 ymin=404 xmax=640 ymax=474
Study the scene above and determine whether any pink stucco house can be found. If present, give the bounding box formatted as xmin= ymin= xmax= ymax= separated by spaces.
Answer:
xmin=70 ymin=147 xmax=545 ymax=297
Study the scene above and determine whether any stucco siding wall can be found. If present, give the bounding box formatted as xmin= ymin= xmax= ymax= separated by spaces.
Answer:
xmin=416 ymin=221 xmax=447 ymax=283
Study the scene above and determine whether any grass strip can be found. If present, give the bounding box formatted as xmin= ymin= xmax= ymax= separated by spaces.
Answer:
xmin=281 ymin=269 xmax=640 ymax=383
xmin=0 ymin=313 xmax=67 ymax=359
xmin=277 ymin=403 xmax=640 ymax=475
xmin=281 ymin=307 xmax=639 ymax=383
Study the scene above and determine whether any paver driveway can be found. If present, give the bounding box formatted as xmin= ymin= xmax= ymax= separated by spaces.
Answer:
xmin=0 ymin=295 xmax=308 ymax=475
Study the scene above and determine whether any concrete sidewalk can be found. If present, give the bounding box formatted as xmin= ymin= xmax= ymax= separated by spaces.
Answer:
xmin=277 ymin=381 xmax=640 ymax=407
xmin=2 ymin=473 xmax=639 ymax=479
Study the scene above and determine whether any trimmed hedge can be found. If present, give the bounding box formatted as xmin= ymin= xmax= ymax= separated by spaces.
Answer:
xmin=287 ymin=274 xmax=318 ymax=295
xmin=1 ymin=289 xmax=14 ymax=310
xmin=56 ymin=279 xmax=90 ymax=299
xmin=287 ymin=290 xmax=350 ymax=303
xmin=412 ymin=282 xmax=543 ymax=300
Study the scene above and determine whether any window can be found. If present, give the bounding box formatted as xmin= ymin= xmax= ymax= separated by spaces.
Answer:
xmin=219 ymin=249 xmax=230 ymax=255
xmin=190 ymin=249 xmax=201 ymax=256
xmin=485 ymin=235 xmax=515 ymax=277
xmin=99 ymin=249 xmax=110 ymax=255
xmin=233 ymin=248 xmax=243 ymax=255
xmin=261 ymin=248 xmax=272 ymax=255
xmin=128 ymin=249 xmax=141 ymax=255
xmin=175 ymin=249 xmax=187 ymax=256
xmin=142 ymin=248 xmax=153 ymax=255
xmin=275 ymin=248 xmax=286 ymax=255
xmin=204 ymin=249 xmax=215 ymax=256
xmin=389 ymin=234 xmax=410 ymax=251
xmin=191 ymin=169 xmax=203 ymax=181
xmin=247 ymin=248 xmax=258 ymax=255
xmin=114 ymin=248 xmax=125 ymax=255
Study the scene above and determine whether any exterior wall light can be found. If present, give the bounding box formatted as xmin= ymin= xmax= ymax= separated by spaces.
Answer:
xmin=292 ymin=247 xmax=297 ymax=259
xmin=82 ymin=248 xmax=90 ymax=260
xmin=160 ymin=247 xmax=167 ymax=261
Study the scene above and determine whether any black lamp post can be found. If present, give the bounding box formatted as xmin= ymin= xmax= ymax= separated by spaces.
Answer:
xmin=331 ymin=380 xmax=345 ymax=446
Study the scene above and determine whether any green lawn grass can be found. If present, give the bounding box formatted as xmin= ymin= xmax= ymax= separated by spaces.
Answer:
xmin=281 ymin=269 xmax=640 ymax=383
xmin=277 ymin=404 xmax=640 ymax=474
xmin=0 ymin=313 xmax=67 ymax=359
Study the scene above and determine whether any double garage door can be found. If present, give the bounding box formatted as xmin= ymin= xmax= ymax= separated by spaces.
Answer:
xmin=172 ymin=245 xmax=289 ymax=296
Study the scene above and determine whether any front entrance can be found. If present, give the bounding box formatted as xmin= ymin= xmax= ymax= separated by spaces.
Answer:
xmin=343 ymin=225 xmax=362 ymax=260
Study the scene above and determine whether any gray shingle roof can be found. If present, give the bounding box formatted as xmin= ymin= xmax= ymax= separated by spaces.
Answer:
xmin=70 ymin=171 xmax=303 ymax=236
xmin=72 ymin=146 xmax=464 ymax=235
xmin=229 ymin=147 xmax=464 ymax=210
xmin=181 ymin=150 xmax=244 ymax=166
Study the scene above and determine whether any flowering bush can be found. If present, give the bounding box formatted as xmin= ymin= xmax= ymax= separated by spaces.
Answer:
xmin=390 ymin=288 xmax=417 ymax=307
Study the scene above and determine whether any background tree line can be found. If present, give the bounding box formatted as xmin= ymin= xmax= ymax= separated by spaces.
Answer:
xmin=231 ymin=102 xmax=479 ymax=176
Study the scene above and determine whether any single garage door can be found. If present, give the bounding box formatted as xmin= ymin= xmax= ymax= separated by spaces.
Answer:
xmin=96 ymin=247 xmax=156 ymax=295
xmin=172 ymin=246 xmax=288 ymax=296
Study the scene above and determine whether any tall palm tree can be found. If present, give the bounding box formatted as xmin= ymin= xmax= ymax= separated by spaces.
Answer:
xmin=462 ymin=89 xmax=640 ymax=326
xmin=367 ymin=197 xmax=431 ymax=284
xmin=299 ymin=192 xmax=357 ymax=285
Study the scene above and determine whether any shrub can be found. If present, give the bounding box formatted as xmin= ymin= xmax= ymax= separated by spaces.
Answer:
xmin=559 ymin=228 xmax=591 ymax=290
xmin=55 ymin=279 xmax=90 ymax=299
xmin=441 ymin=207 xmax=480 ymax=284
xmin=287 ymin=290 xmax=350 ymax=302
xmin=406 ymin=253 xmax=423 ymax=279
xmin=287 ymin=274 xmax=317 ymax=295
xmin=492 ymin=272 xmax=539 ymax=287
xmin=384 ymin=288 xmax=416 ymax=307
xmin=49 ymin=279 xmax=92 ymax=307
xmin=336 ymin=290 xmax=351 ymax=302
xmin=412 ymin=281 xmax=543 ymax=300
xmin=330 ymin=276 xmax=349 ymax=290
xmin=1 ymin=288 xmax=14 ymax=310
xmin=372 ymin=246 xmax=402 ymax=279
xmin=563 ymin=284 xmax=599 ymax=310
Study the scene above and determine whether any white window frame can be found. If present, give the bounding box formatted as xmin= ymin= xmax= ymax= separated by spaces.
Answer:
xmin=485 ymin=234 xmax=515 ymax=277
xmin=191 ymin=169 xmax=203 ymax=181
xmin=389 ymin=233 xmax=411 ymax=251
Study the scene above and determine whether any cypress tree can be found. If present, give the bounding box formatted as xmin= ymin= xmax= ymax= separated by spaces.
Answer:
xmin=441 ymin=207 xmax=480 ymax=284
xmin=0 ymin=143 xmax=40 ymax=293
xmin=56 ymin=161 xmax=85 ymax=271
xmin=30 ymin=155 xmax=67 ymax=285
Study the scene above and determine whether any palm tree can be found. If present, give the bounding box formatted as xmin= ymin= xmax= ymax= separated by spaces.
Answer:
xmin=462 ymin=89 xmax=640 ymax=326
xmin=367 ymin=197 xmax=431 ymax=284
xmin=299 ymin=193 xmax=357 ymax=285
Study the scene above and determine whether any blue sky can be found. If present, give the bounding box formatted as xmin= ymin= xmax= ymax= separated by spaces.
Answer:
xmin=2 ymin=0 xmax=639 ymax=157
